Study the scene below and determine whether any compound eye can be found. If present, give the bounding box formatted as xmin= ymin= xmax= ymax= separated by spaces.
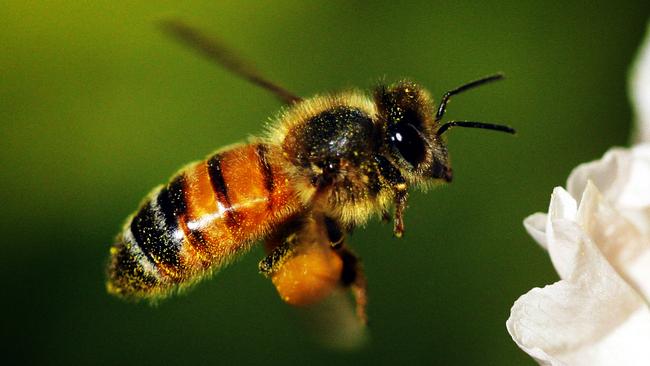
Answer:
xmin=388 ymin=123 xmax=426 ymax=168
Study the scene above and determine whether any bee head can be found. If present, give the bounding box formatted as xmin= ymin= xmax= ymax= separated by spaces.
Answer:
xmin=374 ymin=82 xmax=452 ymax=183
xmin=374 ymin=77 xmax=515 ymax=186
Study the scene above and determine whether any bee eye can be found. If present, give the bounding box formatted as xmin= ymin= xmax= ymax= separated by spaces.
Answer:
xmin=388 ymin=123 xmax=426 ymax=168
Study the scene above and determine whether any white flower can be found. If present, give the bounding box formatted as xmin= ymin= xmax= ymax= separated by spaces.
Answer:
xmin=507 ymin=146 xmax=650 ymax=365
xmin=507 ymin=22 xmax=650 ymax=366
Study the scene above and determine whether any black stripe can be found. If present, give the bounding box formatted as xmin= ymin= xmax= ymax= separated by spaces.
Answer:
xmin=187 ymin=228 xmax=209 ymax=252
xmin=206 ymin=153 xmax=239 ymax=228
xmin=184 ymin=212 xmax=210 ymax=258
xmin=157 ymin=174 xmax=187 ymax=237
xmin=256 ymin=144 xmax=275 ymax=194
xmin=159 ymin=174 xmax=210 ymax=256
xmin=130 ymin=199 xmax=181 ymax=272
xmin=207 ymin=153 xmax=231 ymax=206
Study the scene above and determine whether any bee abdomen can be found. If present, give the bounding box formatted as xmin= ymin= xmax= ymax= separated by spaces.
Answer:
xmin=107 ymin=143 xmax=301 ymax=299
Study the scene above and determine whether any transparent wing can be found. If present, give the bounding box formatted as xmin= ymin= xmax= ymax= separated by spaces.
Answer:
xmin=160 ymin=19 xmax=302 ymax=104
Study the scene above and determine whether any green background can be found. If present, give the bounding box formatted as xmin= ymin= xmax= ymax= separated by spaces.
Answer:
xmin=2 ymin=1 xmax=649 ymax=365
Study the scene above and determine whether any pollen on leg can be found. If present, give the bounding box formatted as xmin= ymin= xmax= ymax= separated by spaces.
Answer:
xmin=271 ymin=241 xmax=343 ymax=306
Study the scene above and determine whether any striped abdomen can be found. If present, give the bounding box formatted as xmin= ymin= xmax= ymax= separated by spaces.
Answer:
xmin=106 ymin=143 xmax=301 ymax=299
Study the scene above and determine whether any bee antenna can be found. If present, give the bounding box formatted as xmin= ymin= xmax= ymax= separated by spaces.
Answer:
xmin=435 ymin=73 xmax=504 ymax=123
xmin=436 ymin=121 xmax=516 ymax=136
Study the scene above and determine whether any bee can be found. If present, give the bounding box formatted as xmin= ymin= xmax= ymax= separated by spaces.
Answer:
xmin=106 ymin=20 xmax=515 ymax=323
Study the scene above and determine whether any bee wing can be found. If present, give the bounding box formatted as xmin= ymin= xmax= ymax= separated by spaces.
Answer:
xmin=160 ymin=19 xmax=302 ymax=105
xmin=292 ymin=286 xmax=368 ymax=350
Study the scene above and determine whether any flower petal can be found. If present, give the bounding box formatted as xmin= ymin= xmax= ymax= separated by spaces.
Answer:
xmin=577 ymin=181 xmax=650 ymax=303
xmin=567 ymin=144 xmax=650 ymax=235
xmin=507 ymin=215 xmax=650 ymax=365
xmin=523 ymin=213 xmax=548 ymax=250
xmin=630 ymin=21 xmax=650 ymax=143
xmin=545 ymin=188 xmax=579 ymax=280
xmin=566 ymin=147 xmax=626 ymax=203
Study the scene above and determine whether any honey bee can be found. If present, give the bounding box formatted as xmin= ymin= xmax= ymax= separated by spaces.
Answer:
xmin=106 ymin=20 xmax=515 ymax=323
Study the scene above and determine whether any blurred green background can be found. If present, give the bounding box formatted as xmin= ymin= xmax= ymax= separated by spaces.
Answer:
xmin=2 ymin=1 xmax=649 ymax=365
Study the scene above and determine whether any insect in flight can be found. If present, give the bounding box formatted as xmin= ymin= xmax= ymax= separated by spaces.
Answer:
xmin=106 ymin=20 xmax=515 ymax=324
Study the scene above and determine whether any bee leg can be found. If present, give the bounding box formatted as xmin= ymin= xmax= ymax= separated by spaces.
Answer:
xmin=337 ymin=247 xmax=368 ymax=324
xmin=374 ymin=155 xmax=409 ymax=237
xmin=258 ymin=234 xmax=297 ymax=277
xmin=381 ymin=210 xmax=391 ymax=224
xmin=393 ymin=187 xmax=409 ymax=238
xmin=324 ymin=216 xmax=344 ymax=249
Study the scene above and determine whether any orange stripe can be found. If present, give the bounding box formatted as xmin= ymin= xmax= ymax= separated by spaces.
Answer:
xmin=183 ymin=161 xmax=236 ymax=260
xmin=176 ymin=144 xmax=301 ymax=269
xmin=220 ymin=146 xmax=272 ymax=243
